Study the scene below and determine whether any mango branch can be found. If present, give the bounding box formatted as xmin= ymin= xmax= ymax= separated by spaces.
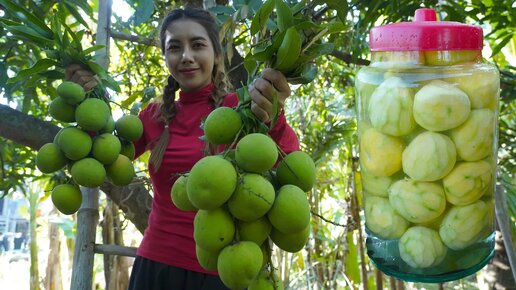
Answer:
xmin=0 ymin=103 xmax=152 ymax=234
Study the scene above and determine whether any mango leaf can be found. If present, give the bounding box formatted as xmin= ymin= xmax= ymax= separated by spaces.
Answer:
xmin=22 ymin=93 xmax=33 ymax=113
xmin=51 ymin=13 xmax=63 ymax=46
xmin=38 ymin=70 xmax=65 ymax=80
xmin=326 ymin=0 xmax=348 ymax=24
xmin=69 ymin=0 xmax=93 ymax=16
xmin=0 ymin=0 xmax=54 ymax=39
xmin=87 ymin=61 xmax=121 ymax=92
xmin=236 ymin=85 xmax=252 ymax=104
xmin=294 ymin=21 xmax=321 ymax=31
xmin=327 ymin=21 xmax=347 ymax=34
xmin=275 ymin=0 xmax=294 ymax=32
xmin=63 ymin=2 xmax=89 ymax=28
xmin=491 ymin=33 xmax=513 ymax=57
xmin=208 ymin=5 xmax=236 ymax=15
xmin=134 ymin=0 xmax=155 ymax=26
xmin=244 ymin=57 xmax=259 ymax=84
xmin=270 ymin=89 xmax=279 ymax=128
xmin=250 ymin=0 xmax=274 ymax=35
xmin=8 ymin=59 xmax=58 ymax=83
xmin=62 ymin=22 xmax=83 ymax=52
xmin=122 ymin=91 xmax=142 ymax=109
xmin=0 ymin=17 xmax=21 ymax=26
xmin=3 ymin=25 xmax=54 ymax=46
xmin=83 ymin=45 xmax=106 ymax=56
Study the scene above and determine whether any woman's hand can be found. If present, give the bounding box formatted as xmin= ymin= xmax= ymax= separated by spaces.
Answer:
xmin=65 ymin=63 xmax=99 ymax=91
xmin=249 ymin=68 xmax=291 ymax=123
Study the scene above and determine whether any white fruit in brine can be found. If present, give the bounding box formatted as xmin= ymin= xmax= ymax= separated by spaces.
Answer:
xmin=368 ymin=77 xmax=416 ymax=136
xmin=402 ymin=132 xmax=456 ymax=181
xmin=413 ymin=80 xmax=470 ymax=131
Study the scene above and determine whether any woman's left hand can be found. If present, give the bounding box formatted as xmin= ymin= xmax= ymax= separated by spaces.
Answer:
xmin=249 ymin=68 xmax=291 ymax=123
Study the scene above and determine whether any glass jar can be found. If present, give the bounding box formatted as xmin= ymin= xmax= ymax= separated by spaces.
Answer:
xmin=355 ymin=8 xmax=500 ymax=283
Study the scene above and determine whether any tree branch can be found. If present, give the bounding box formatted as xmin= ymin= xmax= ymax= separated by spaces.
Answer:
xmin=110 ymin=31 xmax=160 ymax=47
xmin=330 ymin=50 xmax=370 ymax=66
xmin=0 ymin=104 xmax=152 ymax=234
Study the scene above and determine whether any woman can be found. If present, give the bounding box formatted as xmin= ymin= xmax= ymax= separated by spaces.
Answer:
xmin=67 ymin=7 xmax=299 ymax=290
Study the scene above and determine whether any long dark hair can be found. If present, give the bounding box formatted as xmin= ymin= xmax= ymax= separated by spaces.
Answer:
xmin=149 ymin=8 xmax=232 ymax=171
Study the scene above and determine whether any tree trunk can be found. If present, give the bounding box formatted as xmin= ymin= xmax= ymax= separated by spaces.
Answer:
xmin=44 ymin=208 xmax=63 ymax=290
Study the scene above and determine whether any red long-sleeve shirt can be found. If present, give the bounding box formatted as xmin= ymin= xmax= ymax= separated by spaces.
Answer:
xmin=133 ymin=83 xmax=300 ymax=274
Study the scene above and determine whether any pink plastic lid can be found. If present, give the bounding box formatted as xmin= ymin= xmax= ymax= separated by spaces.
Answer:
xmin=369 ymin=8 xmax=483 ymax=51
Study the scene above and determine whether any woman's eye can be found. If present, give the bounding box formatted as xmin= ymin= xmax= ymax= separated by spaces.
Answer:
xmin=193 ymin=42 xmax=205 ymax=48
xmin=168 ymin=45 xmax=180 ymax=51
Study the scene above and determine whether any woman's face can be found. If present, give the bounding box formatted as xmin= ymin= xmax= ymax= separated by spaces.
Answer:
xmin=164 ymin=19 xmax=216 ymax=92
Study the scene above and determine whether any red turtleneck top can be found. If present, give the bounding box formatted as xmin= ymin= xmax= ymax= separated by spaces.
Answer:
xmin=133 ymin=83 xmax=300 ymax=274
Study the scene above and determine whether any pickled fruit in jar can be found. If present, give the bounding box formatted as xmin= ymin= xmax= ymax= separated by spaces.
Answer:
xmin=450 ymin=67 xmax=500 ymax=109
xmin=356 ymin=72 xmax=380 ymax=119
xmin=371 ymin=51 xmax=426 ymax=68
xmin=413 ymin=80 xmax=470 ymax=132
xmin=449 ymin=109 xmax=495 ymax=161
xmin=443 ymin=160 xmax=492 ymax=205
xmin=424 ymin=50 xmax=479 ymax=66
xmin=439 ymin=200 xmax=491 ymax=250
xmin=361 ymin=165 xmax=397 ymax=197
xmin=365 ymin=196 xmax=409 ymax=239
xmin=388 ymin=179 xmax=446 ymax=223
xmin=360 ymin=128 xmax=404 ymax=177
xmin=399 ymin=226 xmax=447 ymax=268
xmin=402 ymin=132 xmax=456 ymax=181
xmin=368 ymin=77 xmax=416 ymax=136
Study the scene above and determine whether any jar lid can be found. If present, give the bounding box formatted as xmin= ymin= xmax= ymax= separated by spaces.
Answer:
xmin=369 ymin=8 xmax=483 ymax=51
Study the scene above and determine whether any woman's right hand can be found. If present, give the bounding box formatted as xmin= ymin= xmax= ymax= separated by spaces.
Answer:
xmin=65 ymin=64 xmax=99 ymax=91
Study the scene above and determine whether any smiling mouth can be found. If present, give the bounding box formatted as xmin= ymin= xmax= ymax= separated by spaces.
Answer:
xmin=179 ymin=68 xmax=198 ymax=73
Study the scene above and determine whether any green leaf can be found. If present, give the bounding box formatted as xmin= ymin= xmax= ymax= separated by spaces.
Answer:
xmin=326 ymin=0 xmax=348 ymax=24
xmin=3 ymin=25 xmax=54 ymax=46
xmin=122 ymin=91 xmax=142 ymax=109
xmin=8 ymin=59 xmax=58 ymax=83
xmin=491 ymin=33 xmax=513 ymax=57
xmin=83 ymin=45 xmax=106 ymax=56
xmin=0 ymin=17 xmax=21 ymax=26
xmin=63 ymin=2 xmax=89 ymax=28
xmin=275 ymin=0 xmax=294 ymax=32
xmin=236 ymin=86 xmax=251 ymax=103
xmin=22 ymin=93 xmax=32 ymax=113
xmin=250 ymin=0 xmax=275 ymax=35
xmin=270 ymin=89 xmax=280 ymax=128
xmin=244 ymin=58 xmax=259 ymax=83
xmin=0 ymin=0 xmax=54 ymax=39
xmin=88 ymin=61 xmax=121 ymax=92
xmin=294 ymin=21 xmax=321 ymax=31
xmin=69 ymin=0 xmax=93 ymax=16
xmin=134 ymin=0 xmax=155 ymax=26
xmin=38 ymin=70 xmax=65 ymax=80
xmin=327 ymin=21 xmax=347 ymax=34
xmin=208 ymin=5 xmax=236 ymax=15
xmin=62 ymin=22 xmax=83 ymax=52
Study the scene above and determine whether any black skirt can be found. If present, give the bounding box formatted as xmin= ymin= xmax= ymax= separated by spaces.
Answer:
xmin=128 ymin=256 xmax=230 ymax=290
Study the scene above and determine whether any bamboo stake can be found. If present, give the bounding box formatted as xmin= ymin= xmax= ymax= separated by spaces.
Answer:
xmin=70 ymin=187 xmax=99 ymax=289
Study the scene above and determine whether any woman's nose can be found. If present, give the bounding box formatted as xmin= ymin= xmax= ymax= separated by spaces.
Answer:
xmin=182 ymin=47 xmax=194 ymax=63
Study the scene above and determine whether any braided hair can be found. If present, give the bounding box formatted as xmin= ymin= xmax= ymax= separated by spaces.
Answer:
xmin=149 ymin=8 xmax=233 ymax=171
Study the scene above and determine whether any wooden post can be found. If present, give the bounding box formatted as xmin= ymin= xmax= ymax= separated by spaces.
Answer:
xmin=70 ymin=187 xmax=99 ymax=290
xmin=70 ymin=0 xmax=112 ymax=289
